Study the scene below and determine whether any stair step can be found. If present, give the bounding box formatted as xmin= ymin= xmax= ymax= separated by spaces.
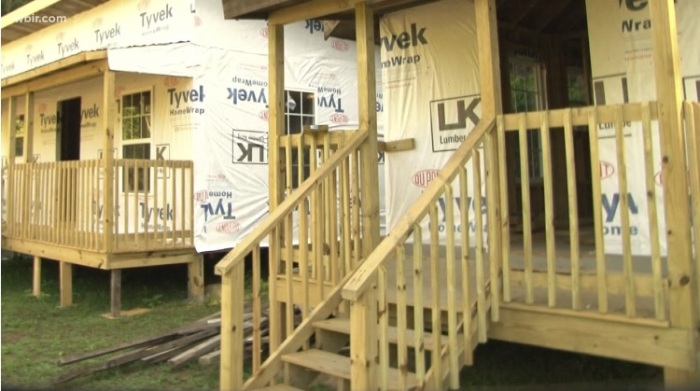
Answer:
xmin=250 ymin=385 xmax=306 ymax=391
xmin=314 ymin=317 xmax=436 ymax=350
xmin=282 ymin=349 xmax=417 ymax=389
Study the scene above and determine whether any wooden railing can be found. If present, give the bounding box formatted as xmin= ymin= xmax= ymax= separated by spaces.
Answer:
xmin=342 ymin=118 xmax=498 ymax=390
xmin=215 ymin=128 xmax=371 ymax=390
xmin=2 ymin=159 xmax=194 ymax=252
xmin=497 ymin=102 xmax=672 ymax=321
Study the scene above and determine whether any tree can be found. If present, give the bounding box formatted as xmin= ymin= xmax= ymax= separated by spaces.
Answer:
xmin=1 ymin=0 xmax=34 ymax=16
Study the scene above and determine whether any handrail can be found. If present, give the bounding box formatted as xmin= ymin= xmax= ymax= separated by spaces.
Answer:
xmin=215 ymin=127 xmax=369 ymax=275
xmin=341 ymin=118 xmax=496 ymax=302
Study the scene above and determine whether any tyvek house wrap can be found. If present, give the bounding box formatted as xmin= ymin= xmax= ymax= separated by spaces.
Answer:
xmin=586 ymin=0 xmax=700 ymax=256
xmin=1 ymin=0 xmax=386 ymax=253
xmin=381 ymin=0 xmax=487 ymax=247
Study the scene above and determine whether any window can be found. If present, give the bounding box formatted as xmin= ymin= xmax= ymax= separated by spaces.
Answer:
xmin=510 ymin=57 xmax=546 ymax=181
xmin=14 ymin=114 xmax=24 ymax=158
xmin=285 ymin=90 xmax=315 ymax=188
xmin=567 ymin=67 xmax=588 ymax=107
xmin=121 ymin=90 xmax=152 ymax=192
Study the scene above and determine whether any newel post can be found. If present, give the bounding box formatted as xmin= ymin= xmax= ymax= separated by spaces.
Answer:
xmin=219 ymin=264 xmax=244 ymax=391
xmin=648 ymin=0 xmax=699 ymax=385
xmin=102 ymin=70 xmax=116 ymax=252
xmin=349 ymin=276 xmax=379 ymax=391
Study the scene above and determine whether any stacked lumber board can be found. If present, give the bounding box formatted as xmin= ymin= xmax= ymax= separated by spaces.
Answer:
xmin=51 ymin=311 xmax=270 ymax=385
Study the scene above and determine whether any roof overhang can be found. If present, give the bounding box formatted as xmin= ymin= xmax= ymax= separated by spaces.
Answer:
xmin=221 ymin=0 xmax=436 ymax=21
xmin=1 ymin=0 xmax=109 ymax=45
xmin=1 ymin=50 xmax=108 ymax=99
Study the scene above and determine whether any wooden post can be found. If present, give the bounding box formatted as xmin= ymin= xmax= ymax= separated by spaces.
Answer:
xmin=110 ymin=269 xmax=121 ymax=318
xmin=7 ymin=96 xmax=16 ymax=234
xmin=59 ymin=262 xmax=73 ymax=308
xmin=188 ymin=255 xmax=205 ymax=303
xmin=355 ymin=2 xmax=381 ymax=259
xmin=24 ymin=92 xmax=34 ymax=164
xmin=267 ymin=21 xmax=285 ymax=362
xmin=476 ymin=0 xmax=503 ymax=321
xmin=102 ymin=70 xmax=116 ymax=253
xmin=32 ymin=256 xmax=41 ymax=297
xmin=219 ymin=267 xmax=244 ymax=391
xmin=21 ymin=92 xmax=34 ymax=238
xmin=648 ymin=0 xmax=700 ymax=385
xmin=349 ymin=280 xmax=378 ymax=391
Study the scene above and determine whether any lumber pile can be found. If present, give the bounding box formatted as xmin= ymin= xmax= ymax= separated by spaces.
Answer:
xmin=51 ymin=311 xmax=272 ymax=385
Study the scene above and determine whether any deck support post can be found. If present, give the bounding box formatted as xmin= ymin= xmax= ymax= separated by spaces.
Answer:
xmin=7 ymin=95 xmax=17 ymax=234
xmin=187 ymin=255 xmax=205 ymax=303
xmin=59 ymin=261 xmax=72 ymax=308
xmin=32 ymin=256 xmax=41 ymax=297
xmin=649 ymin=0 xmax=700 ymax=385
xmin=110 ymin=269 xmax=121 ymax=318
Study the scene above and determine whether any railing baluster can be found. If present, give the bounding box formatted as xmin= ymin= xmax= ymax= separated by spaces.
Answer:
xmin=642 ymin=102 xmax=664 ymax=320
xmin=396 ymin=243 xmax=408 ymax=391
xmin=412 ymin=224 xmax=426 ymax=387
xmin=428 ymin=203 xmax=442 ymax=390
xmin=614 ymin=106 xmax=636 ymax=317
xmin=252 ymin=245 xmax=262 ymax=374
xmin=444 ymin=184 xmax=459 ymax=389
xmin=458 ymin=166 xmax=473 ymax=365
xmin=518 ymin=114 xmax=534 ymax=304
xmin=564 ymin=109 xmax=581 ymax=310
xmin=588 ymin=109 xmax=608 ymax=313
xmin=497 ymin=116 xmax=511 ymax=304
xmin=133 ymin=160 xmax=140 ymax=249
xmin=299 ymin=193 xmax=309 ymax=329
xmin=352 ymin=150 xmax=361 ymax=267
xmin=540 ymin=112 xmax=557 ymax=307
xmin=378 ymin=266 xmax=389 ymax=391
xmin=473 ymin=150 xmax=487 ymax=342
xmin=687 ymin=102 xmax=700 ymax=317
xmin=341 ymin=157 xmax=352 ymax=283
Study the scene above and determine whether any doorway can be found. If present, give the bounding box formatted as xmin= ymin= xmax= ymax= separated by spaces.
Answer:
xmin=56 ymin=97 xmax=81 ymax=224
xmin=56 ymin=97 xmax=81 ymax=161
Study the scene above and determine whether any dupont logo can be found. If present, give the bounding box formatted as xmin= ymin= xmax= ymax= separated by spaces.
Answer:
xmin=194 ymin=15 xmax=202 ymax=27
xmin=137 ymin=0 xmax=151 ymax=12
xmin=55 ymin=32 xmax=65 ymax=42
xmin=412 ymin=169 xmax=440 ymax=188
xmin=259 ymin=109 xmax=269 ymax=121
xmin=330 ymin=113 xmax=349 ymax=124
xmin=38 ymin=102 xmax=48 ymax=114
xmin=194 ymin=190 xmax=209 ymax=203
xmin=260 ymin=27 xmax=269 ymax=38
xmin=93 ymin=17 xmax=102 ymax=29
xmin=600 ymin=161 xmax=615 ymax=179
xmin=331 ymin=40 xmax=349 ymax=52
xmin=216 ymin=220 xmax=241 ymax=234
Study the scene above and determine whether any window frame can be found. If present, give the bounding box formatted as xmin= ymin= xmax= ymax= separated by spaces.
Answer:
xmin=284 ymin=89 xmax=315 ymax=189
xmin=120 ymin=88 xmax=153 ymax=193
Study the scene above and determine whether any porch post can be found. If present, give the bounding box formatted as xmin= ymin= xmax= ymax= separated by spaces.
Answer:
xmin=475 ymin=0 xmax=504 ymax=322
xmin=7 ymin=96 xmax=17 ymax=232
xmin=648 ymin=0 xmax=699 ymax=385
xmin=102 ymin=70 xmax=116 ymax=253
xmin=21 ymin=92 xmax=34 ymax=239
xmin=267 ymin=20 xmax=285 ymax=372
xmin=355 ymin=1 xmax=380 ymax=258
xmin=24 ymin=92 xmax=34 ymax=163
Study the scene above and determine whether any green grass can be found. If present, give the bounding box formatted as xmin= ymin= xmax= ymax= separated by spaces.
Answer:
xmin=1 ymin=252 xmax=663 ymax=390
xmin=1 ymin=253 xmax=221 ymax=390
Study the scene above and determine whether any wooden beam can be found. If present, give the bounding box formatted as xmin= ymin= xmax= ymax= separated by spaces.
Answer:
xmin=1 ymin=51 xmax=107 ymax=89
xmin=23 ymin=92 xmax=34 ymax=163
xmin=378 ymin=138 xmax=415 ymax=152
xmin=221 ymin=0 xmax=305 ymax=19
xmin=1 ymin=238 xmax=109 ymax=269
xmin=1 ymin=0 xmax=62 ymax=29
xmin=1 ymin=60 xmax=107 ymax=100
xmin=649 ymin=0 xmax=699 ymax=384
xmin=268 ymin=0 xmax=361 ymax=25
xmin=490 ymin=305 xmax=696 ymax=371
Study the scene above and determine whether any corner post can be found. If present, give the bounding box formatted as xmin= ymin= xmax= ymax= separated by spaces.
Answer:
xmin=22 ymin=92 xmax=34 ymax=238
xmin=355 ymin=1 xmax=381 ymax=259
xmin=102 ymin=70 xmax=116 ymax=253
xmin=7 ymin=96 xmax=17 ymax=233
xmin=649 ymin=0 xmax=699 ymax=385
xmin=476 ymin=0 xmax=504 ymax=321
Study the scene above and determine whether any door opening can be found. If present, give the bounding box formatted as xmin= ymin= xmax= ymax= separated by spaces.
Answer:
xmin=56 ymin=97 xmax=81 ymax=161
